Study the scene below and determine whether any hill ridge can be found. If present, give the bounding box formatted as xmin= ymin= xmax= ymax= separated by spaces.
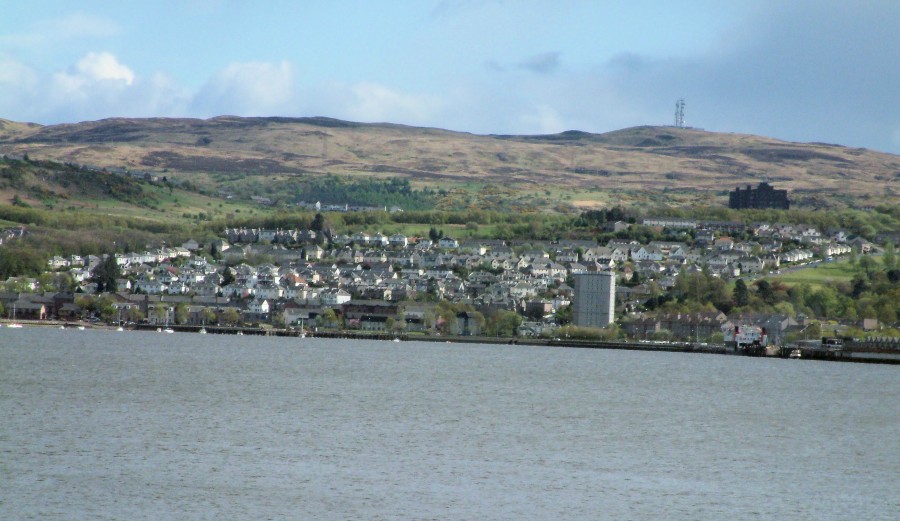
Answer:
xmin=0 ymin=116 xmax=896 ymax=207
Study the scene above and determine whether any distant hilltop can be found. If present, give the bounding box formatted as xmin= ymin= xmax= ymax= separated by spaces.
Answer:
xmin=1 ymin=116 xmax=897 ymax=204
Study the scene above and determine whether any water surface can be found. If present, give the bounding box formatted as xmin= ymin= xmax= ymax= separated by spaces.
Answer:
xmin=1 ymin=328 xmax=897 ymax=520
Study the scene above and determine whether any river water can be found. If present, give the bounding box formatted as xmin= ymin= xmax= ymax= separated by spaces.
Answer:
xmin=1 ymin=328 xmax=897 ymax=520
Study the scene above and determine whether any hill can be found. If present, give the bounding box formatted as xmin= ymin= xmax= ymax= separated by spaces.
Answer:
xmin=1 ymin=116 xmax=897 ymax=209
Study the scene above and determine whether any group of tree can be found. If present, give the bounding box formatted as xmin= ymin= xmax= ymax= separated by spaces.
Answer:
xmin=646 ymin=256 xmax=898 ymax=327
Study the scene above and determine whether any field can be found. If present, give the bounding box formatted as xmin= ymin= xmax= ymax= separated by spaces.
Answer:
xmin=769 ymin=259 xmax=858 ymax=289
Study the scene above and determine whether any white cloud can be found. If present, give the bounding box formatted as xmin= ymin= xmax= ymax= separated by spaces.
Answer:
xmin=342 ymin=82 xmax=443 ymax=124
xmin=72 ymin=51 xmax=135 ymax=85
xmin=191 ymin=61 xmax=295 ymax=116
xmin=518 ymin=105 xmax=565 ymax=135
xmin=0 ymin=13 xmax=122 ymax=49
xmin=0 ymin=52 xmax=188 ymax=123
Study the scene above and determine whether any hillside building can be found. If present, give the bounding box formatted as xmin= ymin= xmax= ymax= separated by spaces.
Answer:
xmin=573 ymin=272 xmax=616 ymax=328
xmin=729 ymin=182 xmax=790 ymax=210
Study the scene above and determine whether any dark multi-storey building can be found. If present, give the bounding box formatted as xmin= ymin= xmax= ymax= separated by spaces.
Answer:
xmin=728 ymin=182 xmax=790 ymax=210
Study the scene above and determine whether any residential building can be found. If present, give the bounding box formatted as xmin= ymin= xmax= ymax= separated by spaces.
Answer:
xmin=573 ymin=272 xmax=615 ymax=327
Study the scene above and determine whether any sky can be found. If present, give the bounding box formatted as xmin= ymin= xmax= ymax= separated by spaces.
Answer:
xmin=1 ymin=0 xmax=898 ymax=154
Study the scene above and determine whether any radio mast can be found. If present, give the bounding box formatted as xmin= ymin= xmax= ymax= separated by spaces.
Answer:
xmin=674 ymin=98 xmax=685 ymax=128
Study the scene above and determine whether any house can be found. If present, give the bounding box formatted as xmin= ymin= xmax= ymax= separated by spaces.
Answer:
xmin=727 ymin=313 xmax=798 ymax=345
xmin=555 ymin=249 xmax=579 ymax=263
xmin=342 ymin=300 xmax=399 ymax=331
xmin=631 ymin=246 xmax=664 ymax=262
xmin=371 ymin=233 xmax=390 ymax=247
xmin=452 ymin=311 xmax=481 ymax=336
xmin=351 ymin=231 xmax=371 ymax=245
xmin=243 ymin=298 xmax=271 ymax=322
xmin=824 ymin=244 xmax=852 ymax=257
xmin=48 ymin=256 xmax=70 ymax=269
xmin=389 ymin=233 xmax=409 ymax=248
xmin=281 ymin=301 xmax=321 ymax=327
xmin=10 ymin=300 xmax=47 ymax=320
xmin=714 ymin=237 xmax=734 ymax=251
xmin=438 ymin=237 xmax=459 ymax=249
xmin=736 ymin=256 xmax=765 ymax=274
xmin=321 ymin=288 xmax=351 ymax=307
xmin=642 ymin=218 xmax=698 ymax=229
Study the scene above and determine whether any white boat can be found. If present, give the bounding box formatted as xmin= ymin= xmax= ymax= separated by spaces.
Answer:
xmin=77 ymin=325 xmax=85 ymax=331
xmin=7 ymin=304 xmax=24 ymax=328
xmin=116 ymin=326 xmax=125 ymax=332
xmin=392 ymin=338 xmax=400 ymax=343
xmin=789 ymin=348 xmax=802 ymax=359
xmin=163 ymin=328 xmax=174 ymax=334
xmin=199 ymin=327 xmax=207 ymax=334
xmin=236 ymin=331 xmax=243 ymax=336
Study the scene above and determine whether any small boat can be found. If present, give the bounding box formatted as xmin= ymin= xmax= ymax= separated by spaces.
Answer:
xmin=77 ymin=325 xmax=86 ymax=331
xmin=392 ymin=338 xmax=400 ymax=343
xmin=116 ymin=326 xmax=124 ymax=332
xmin=236 ymin=331 xmax=243 ymax=336
xmin=7 ymin=323 xmax=23 ymax=329
xmin=198 ymin=327 xmax=207 ymax=334
xmin=789 ymin=348 xmax=802 ymax=359
xmin=163 ymin=328 xmax=174 ymax=334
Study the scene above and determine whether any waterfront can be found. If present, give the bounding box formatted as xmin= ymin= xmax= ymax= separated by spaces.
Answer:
xmin=1 ymin=328 xmax=897 ymax=520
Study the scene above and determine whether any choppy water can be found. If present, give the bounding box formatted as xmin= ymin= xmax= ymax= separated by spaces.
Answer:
xmin=1 ymin=328 xmax=897 ymax=520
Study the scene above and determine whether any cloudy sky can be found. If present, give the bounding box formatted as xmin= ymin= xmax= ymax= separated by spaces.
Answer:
xmin=1 ymin=1 xmax=898 ymax=153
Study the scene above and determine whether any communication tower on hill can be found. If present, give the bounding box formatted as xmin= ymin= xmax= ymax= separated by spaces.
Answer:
xmin=674 ymin=98 xmax=685 ymax=128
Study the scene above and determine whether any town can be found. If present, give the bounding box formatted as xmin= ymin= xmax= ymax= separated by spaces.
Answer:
xmin=4 ymin=210 xmax=896 ymax=350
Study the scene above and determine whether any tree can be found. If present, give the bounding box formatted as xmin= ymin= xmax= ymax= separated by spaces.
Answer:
xmin=754 ymin=279 xmax=774 ymax=304
xmin=174 ymin=303 xmax=189 ymax=325
xmin=54 ymin=272 xmax=75 ymax=292
xmin=883 ymin=240 xmax=896 ymax=271
xmin=125 ymin=307 xmax=145 ymax=323
xmin=91 ymin=254 xmax=121 ymax=293
xmin=733 ymin=279 xmax=749 ymax=307
xmin=858 ymin=255 xmax=876 ymax=278
xmin=220 ymin=267 xmax=235 ymax=287
xmin=428 ymin=227 xmax=443 ymax=242
xmin=95 ymin=295 xmax=116 ymax=322
xmin=484 ymin=310 xmax=522 ymax=337
xmin=153 ymin=306 xmax=170 ymax=325
xmin=200 ymin=307 xmax=217 ymax=325
xmin=554 ymin=304 xmax=572 ymax=325
xmin=311 ymin=212 xmax=326 ymax=232
xmin=74 ymin=295 xmax=92 ymax=319
xmin=320 ymin=308 xmax=338 ymax=328
xmin=220 ymin=308 xmax=241 ymax=326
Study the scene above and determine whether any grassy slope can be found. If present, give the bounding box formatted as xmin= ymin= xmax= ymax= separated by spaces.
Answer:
xmin=1 ymin=117 xmax=897 ymax=210
xmin=769 ymin=259 xmax=857 ymax=289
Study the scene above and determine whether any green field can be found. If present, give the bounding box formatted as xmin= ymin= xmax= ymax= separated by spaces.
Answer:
xmin=769 ymin=258 xmax=858 ymax=288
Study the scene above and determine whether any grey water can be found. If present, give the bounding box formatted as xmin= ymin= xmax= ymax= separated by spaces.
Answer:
xmin=1 ymin=328 xmax=897 ymax=520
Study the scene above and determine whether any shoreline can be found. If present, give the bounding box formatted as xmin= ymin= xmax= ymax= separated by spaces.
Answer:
xmin=3 ymin=319 xmax=897 ymax=365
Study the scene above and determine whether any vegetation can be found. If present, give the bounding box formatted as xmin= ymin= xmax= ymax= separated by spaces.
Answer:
xmin=645 ymin=259 xmax=899 ymax=326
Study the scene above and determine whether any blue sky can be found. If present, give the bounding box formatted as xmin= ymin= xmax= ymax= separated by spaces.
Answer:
xmin=1 ymin=0 xmax=898 ymax=153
